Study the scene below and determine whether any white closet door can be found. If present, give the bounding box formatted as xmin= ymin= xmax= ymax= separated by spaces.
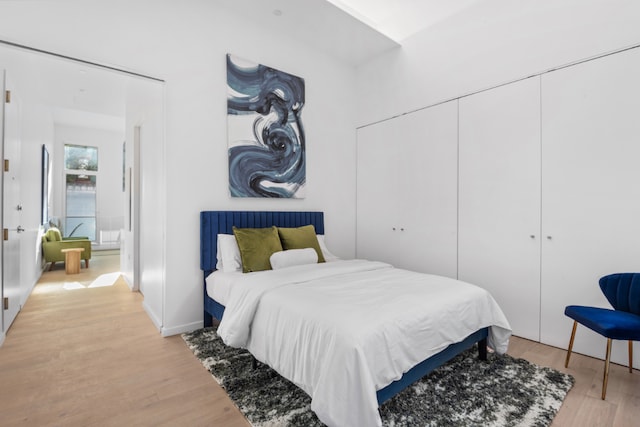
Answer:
xmin=357 ymin=100 xmax=458 ymax=277
xmin=357 ymin=112 xmax=403 ymax=267
xmin=458 ymin=76 xmax=541 ymax=341
xmin=541 ymin=48 xmax=640 ymax=365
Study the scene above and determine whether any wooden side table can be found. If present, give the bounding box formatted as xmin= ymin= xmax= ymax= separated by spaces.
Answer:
xmin=61 ymin=248 xmax=85 ymax=274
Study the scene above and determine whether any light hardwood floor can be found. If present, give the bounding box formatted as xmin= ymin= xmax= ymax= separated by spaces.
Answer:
xmin=0 ymin=252 xmax=249 ymax=427
xmin=1 ymin=254 xmax=638 ymax=426
xmin=509 ymin=336 xmax=640 ymax=427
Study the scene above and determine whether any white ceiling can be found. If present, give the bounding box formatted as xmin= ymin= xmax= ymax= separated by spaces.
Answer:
xmin=217 ymin=0 xmax=400 ymax=66
xmin=218 ymin=0 xmax=484 ymax=65
xmin=327 ymin=0 xmax=482 ymax=42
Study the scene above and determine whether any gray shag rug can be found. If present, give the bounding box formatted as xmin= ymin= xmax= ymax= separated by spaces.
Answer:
xmin=182 ymin=327 xmax=574 ymax=427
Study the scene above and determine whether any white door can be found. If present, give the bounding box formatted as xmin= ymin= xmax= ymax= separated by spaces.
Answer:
xmin=458 ymin=76 xmax=541 ymax=341
xmin=357 ymin=101 xmax=458 ymax=278
xmin=1 ymin=70 xmax=22 ymax=333
xmin=540 ymin=47 xmax=640 ymax=366
xmin=357 ymin=113 xmax=404 ymax=266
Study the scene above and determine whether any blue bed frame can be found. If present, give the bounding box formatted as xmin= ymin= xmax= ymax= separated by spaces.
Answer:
xmin=200 ymin=210 xmax=488 ymax=406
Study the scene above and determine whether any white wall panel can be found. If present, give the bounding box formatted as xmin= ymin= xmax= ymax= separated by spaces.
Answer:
xmin=541 ymin=47 xmax=640 ymax=365
xmin=458 ymin=76 xmax=541 ymax=341
xmin=357 ymin=100 xmax=458 ymax=278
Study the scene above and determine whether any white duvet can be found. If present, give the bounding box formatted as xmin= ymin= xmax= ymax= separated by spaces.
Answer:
xmin=217 ymin=259 xmax=511 ymax=427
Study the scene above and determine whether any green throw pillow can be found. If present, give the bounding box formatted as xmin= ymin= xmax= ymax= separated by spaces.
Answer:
xmin=277 ymin=225 xmax=325 ymax=263
xmin=232 ymin=226 xmax=283 ymax=273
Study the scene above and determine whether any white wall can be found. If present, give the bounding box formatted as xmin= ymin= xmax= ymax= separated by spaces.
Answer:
xmin=122 ymin=77 xmax=165 ymax=331
xmin=356 ymin=0 xmax=640 ymax=126
xmin=0 ymin=0 xmax=358 ymax=335
xmin=121 ymin=77 xmax=164 ymax=292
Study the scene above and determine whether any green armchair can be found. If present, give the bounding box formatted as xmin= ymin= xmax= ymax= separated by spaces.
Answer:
xmin=42 ymin=227 xmax=92 ymax=271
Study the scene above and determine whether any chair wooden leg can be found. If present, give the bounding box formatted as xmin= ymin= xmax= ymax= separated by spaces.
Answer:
xmin=565 ymin=320 xmax=578 ymax=368
xmin=602 ymin=338 xmax=612 ymax=400
xmin=85 ymin=259 xmax=89 ymax=268
xmin=629 ymin=340 xmax=633 ymax=373
xmin=49 ymin=262 xmax=55 ymax=271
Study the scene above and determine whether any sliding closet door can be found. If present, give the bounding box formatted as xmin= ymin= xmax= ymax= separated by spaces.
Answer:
xmin=458 ymin=77 xmax=541 ymax=341
xmin=541 ymin=47 xmax=640 ymax=365
xmin=357 ymin=100 xmax=458 ymax=277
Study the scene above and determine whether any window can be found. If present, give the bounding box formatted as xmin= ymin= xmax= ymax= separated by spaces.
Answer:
xmin=64 ymin=144 xmax=98 ymax=240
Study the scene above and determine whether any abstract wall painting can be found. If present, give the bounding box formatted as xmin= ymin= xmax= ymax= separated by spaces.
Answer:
xmin=227 ymin=54 xmax=306 ymax=198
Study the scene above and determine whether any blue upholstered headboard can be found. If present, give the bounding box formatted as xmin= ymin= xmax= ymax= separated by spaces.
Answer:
xmin=200 ymin=211 xmax=325 ymax=276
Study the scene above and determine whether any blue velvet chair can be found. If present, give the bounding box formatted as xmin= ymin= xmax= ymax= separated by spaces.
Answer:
xmin=564 ymin=273 xmax=640 ymax=399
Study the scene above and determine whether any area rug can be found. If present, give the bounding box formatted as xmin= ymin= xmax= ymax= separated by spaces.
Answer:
xmin=182 ymin=327 xmax=574 ymax=427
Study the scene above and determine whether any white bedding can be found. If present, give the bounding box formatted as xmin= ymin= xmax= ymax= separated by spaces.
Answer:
xmin=216 ymin=259 xmax=512 ymax=427
xmin=205 ymin=270 xmax=243 ymax=306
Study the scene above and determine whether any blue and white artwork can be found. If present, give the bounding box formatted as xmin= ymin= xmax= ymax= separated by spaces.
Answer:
xmin=227 ymin=54 xmax=306 ymax=198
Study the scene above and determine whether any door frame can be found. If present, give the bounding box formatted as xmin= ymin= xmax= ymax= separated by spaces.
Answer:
xmin=0 ymin=40 xmax=165 ymax=326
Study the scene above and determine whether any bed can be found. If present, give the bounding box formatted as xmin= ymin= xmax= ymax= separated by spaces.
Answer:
xmin=200 ymin=210 xmax=511 ymax=427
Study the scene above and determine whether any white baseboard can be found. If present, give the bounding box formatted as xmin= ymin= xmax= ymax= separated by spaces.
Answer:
xmin=123 ymin=274 xmax=137 ymax=291
xmin=141 ymin=301 xmax=203 ymax=337
xmin=161 ymin=321 xmax=203 ymax=337
xmin=142 ymin=300 xmax=162 ymax=332
xmin=0 ymin=331 xmax=5 ymax=347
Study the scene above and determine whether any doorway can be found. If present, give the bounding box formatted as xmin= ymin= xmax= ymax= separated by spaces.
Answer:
xmin=0 ymin=41 xmax=165 ymax=336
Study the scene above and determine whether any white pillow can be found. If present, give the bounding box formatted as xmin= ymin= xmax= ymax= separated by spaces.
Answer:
xmin=216 ymin=234 xmax=242 ymax=272
xmin=270 ymin=248 xmax=318 ymax=270
xmin=317 ymin=235 xmax=339 ymax=261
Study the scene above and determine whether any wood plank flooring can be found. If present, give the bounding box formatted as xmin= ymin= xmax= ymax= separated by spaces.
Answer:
xmin=509 ymin=335 xmax=640 ymax=427
xmin=0 ymin=252 xmax=249 ymax=427
xmin=1 ymin=253 xmax=638 ymax=426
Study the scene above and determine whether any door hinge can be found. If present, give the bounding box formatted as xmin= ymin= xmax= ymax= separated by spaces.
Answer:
xmin=4 ymin=159 xmax=8 ymax=172
xmin=3 ymin=228 xmax=8 ymax=241
xmin=5 ymin=90 xmax=10 ymax=103
xmin=3 ymin=297 xmax=8 ymax=310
